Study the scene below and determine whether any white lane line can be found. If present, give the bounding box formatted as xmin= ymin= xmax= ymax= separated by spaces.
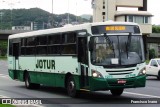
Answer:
xmin=0 ymin=95 xmax=9 ymax=98
xmin=124 ymin=91 xmax=160 ymax=98
xmin=0 ymin=74 xmax=9 ymax=79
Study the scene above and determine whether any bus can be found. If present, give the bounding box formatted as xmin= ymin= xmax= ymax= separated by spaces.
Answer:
xmin=8 ymin=21 xmax=146 ymax=97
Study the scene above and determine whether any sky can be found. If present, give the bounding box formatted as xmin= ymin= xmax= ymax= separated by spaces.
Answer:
xmin=0 ymin=0 xmax=159 ymax=25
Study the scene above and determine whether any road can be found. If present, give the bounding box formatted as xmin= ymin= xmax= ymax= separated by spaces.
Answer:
xmin=0 ymin=60 xmax=160 ymax=107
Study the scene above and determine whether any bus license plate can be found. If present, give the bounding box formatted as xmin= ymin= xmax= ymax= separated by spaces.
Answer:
xmin=117 ymin=80 xmax=126 ymax=84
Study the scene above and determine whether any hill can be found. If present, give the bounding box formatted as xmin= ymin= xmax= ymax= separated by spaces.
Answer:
xmin=80 ymin=14 xmax=92 ymax=20
xmin=0 ymin=8 xmax=91 ymax=29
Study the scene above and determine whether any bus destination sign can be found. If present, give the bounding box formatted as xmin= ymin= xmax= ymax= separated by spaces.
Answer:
xmin=91 ymin=25 xmax=140 ymax=34
xmin=105 ymin=26 xmax=126 ymax=31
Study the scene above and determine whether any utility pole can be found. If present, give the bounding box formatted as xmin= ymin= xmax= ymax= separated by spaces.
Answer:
xmin=2 ymin=0 xmax=20 ymax=29
xmin=67 ymin=0 xmax=70 ymax=24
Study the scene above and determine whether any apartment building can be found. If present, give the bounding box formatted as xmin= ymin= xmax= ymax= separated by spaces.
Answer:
xmin=92 ymin=0 xmax=152 ymax=34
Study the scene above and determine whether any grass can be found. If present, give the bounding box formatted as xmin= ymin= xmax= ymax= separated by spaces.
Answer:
xmin=145 ymin=60 xmax=150 ymax=64
xmin=0 ymin=56 xmax=7 ymax=60
xmin=0 ymin=104 xmax=15 ymax=107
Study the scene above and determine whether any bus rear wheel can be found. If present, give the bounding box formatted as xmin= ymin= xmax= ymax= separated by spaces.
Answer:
xmin=67 ymin=76 xmax=77 ymax=97
xmin=24 ymin=72 xmax=40 ymax=89
xmin=110 ymin=89 xmax=124 ymax=96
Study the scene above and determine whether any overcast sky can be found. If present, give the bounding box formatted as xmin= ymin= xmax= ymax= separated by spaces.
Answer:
xmin=0 ymin=0 xmax=159 ymax=24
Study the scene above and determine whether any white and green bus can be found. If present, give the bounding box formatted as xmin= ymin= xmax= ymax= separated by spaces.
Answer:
xmin=8 ymin=21 xmax=146 ymax=97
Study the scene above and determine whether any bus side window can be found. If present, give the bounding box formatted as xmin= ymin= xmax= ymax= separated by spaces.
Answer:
xmin=61 ymin=32 xmax=76 ymax=55
xmin=48 ymin=34 xmax=61 ymax=55
xmin=21 ymin=38 xmax=26 ymax=55
xmin=67 ymin=32 xmax=76 ymax=43
xmin=26 ymin=37 xmax=36 ymax=55
xmin=9 ymin=40 xmax=13 ymax=56
xmin=36 ymin=36 xmax=47 ymax=55
xmin=78 ymin=37 xmax=88 ymax=64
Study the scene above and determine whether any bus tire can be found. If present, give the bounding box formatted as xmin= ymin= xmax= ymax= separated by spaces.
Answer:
xmin=67 ymin=76 xmax=77 ymax=97
xmin=24 ymin=72 xmax=40 ymax=89
xmin=157 ymin=71 xmax=160 ymax=80
xmin=110 ymin=89 xmax=124 ymax=96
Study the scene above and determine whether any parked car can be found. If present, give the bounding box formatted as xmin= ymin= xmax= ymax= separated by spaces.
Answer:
xmin=146 ymin=58 xmax=160 ymax=80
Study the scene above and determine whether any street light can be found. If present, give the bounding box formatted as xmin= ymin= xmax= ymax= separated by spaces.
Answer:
xmin=52 ymin=0 xmax=53 ymax=14
xmin=67 ymin=0 xmax=70 ymax=24
xmin=2 ymin=0 xmax=20 ymax=29
xmin=51 ymin=0 xmax=54 ymax=27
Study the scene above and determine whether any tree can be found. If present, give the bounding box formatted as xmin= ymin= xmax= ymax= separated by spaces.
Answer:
xmin=0 ymin=8 xmax=91 ymax=29
xmin=152 ymin=25 xmax=160 ymax=33
xmin=0 ymin=40 xmax=7 ymax=56
xmin=149 ymin=49 xmax=156 ymax=59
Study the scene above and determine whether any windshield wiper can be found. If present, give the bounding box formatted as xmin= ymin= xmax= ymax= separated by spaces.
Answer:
xmin=103 ymin=33 xmax=115 ymax=57
xmin=125 ymin=33 xmax=131 ymax=59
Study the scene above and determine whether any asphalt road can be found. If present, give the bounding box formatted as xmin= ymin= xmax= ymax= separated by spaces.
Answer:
xmin=0 ymin=60 xmax=160 ymax=107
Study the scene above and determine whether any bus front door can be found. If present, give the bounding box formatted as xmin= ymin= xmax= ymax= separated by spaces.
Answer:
xmin=78 ymin=37 xmax=89 ymax=89
xmin=13 ymin=43 xmax=20 ymax=79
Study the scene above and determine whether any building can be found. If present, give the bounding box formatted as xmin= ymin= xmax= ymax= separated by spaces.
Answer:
xmin=92 ymin=0 xmax=153 ymax=59
xmin=92 ymin=0 xmax=152 ymax=34
xmin=12 ymin=26 xmax=31 ymax=30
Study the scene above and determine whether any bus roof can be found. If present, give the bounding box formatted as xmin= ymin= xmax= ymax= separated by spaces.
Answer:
xmin=9 ymin=21 xmax=139 ymax=39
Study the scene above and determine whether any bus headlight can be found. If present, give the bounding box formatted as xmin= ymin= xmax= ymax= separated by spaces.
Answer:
xmin=138 ymin=67 xmax=146 ymax=75
xmin=92 ymin=70 xmax=103 ymax=78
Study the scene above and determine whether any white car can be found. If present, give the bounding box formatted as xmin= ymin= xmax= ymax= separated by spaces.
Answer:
xmin=146 ymin=58 xmax=160 ymax=80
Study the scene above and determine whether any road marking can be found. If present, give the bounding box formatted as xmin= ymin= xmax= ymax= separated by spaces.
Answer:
xmin=0 ymin=74 xmax=9 ymax=79
xmin=124 ymin=91 xmax=160 ymax=98
xmin=0 ymin=95 xmax=9 ymax=98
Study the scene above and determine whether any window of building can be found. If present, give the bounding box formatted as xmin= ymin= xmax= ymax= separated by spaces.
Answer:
xmin=135 ymin=16 xmax=144 ymax=24
xmin=128 ymin=16 xmax=134 ymax=22
xmin=103 ymin=16 xmax=105 ymax=22
xmin=102 ymin=12 xmax=105 ymax=15
xmin=103 ymin=1 xmax=105 ymax=4
xmin=144 ymin=16 xmax=149 ymax=23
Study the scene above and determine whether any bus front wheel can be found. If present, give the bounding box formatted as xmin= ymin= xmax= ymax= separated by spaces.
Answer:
xmin=110 ymin=89 xmax=124 ymax=96
xmin=24 ymin=72 xmax=40 ymax=89
xmin=67 ymin=76 xmax=77 ymax=97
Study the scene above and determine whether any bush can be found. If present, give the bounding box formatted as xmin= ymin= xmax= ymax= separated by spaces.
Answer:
xmin=149 ymin=49 xmax=156 ymax=59
xmin=0 ymin=40 xmax=7 ymax=56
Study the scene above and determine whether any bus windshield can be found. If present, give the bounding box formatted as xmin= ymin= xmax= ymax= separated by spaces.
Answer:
xmin=90 ymin=35 xmax=145 ymax=67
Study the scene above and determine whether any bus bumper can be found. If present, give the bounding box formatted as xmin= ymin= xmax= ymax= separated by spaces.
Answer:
xmin=89 ymin=75 xmax=146 ymax=91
